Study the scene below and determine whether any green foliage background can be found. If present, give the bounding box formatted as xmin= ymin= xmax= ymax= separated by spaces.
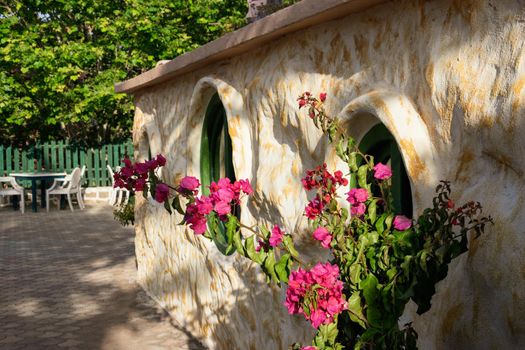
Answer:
xmin=0 ymin=0 xmax=248 ymax=146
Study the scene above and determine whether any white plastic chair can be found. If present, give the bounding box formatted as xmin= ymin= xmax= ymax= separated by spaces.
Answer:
xmin=46 ymin=167 xmax=84 ymax=212
xmin=54 ymin=165 xmax=86 ymax=187
xmin=107 ymin=165 xmax=129 ymax=206
xmin=79 ymin=165 xmax=87 ymax=200
xmin=0 ymin=177 xmax=25 ymax=214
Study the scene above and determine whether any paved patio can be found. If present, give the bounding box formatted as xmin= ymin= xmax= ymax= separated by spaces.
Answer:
xmin=0 ymin=204 xmax=206 ymax=350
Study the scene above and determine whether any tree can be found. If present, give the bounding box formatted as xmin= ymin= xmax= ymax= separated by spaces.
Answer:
xmin=0 ymin=0 xmax=247 ymax=146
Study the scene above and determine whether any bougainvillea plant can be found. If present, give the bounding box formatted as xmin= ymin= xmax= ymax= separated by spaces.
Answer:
xmin=114 ymin=93 xmax=492 ymax=349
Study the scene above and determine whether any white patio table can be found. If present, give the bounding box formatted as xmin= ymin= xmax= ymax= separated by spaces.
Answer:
xmin=9 ymin=172 xmax=66 ymax=212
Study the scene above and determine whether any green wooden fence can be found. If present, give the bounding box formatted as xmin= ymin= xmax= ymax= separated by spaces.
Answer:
xmin=0 ymin=140 xmax=133 ymax=187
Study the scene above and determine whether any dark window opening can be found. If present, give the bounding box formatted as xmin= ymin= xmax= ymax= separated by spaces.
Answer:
xmin=200 ymin=93 xmax=236 ymax=194
xmin=359 ymin=123 xmax=413 ymax=217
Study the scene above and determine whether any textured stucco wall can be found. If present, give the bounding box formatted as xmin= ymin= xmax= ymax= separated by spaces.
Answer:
xmin=131 ymin=0 xmax=525 ymax=348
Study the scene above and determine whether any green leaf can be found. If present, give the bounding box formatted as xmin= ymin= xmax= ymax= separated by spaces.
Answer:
xmin=360 ymin=274 xmax=379 ymax=305
xmin=348 ymin=152 xmax=358 ymax=172
xmin=262 ymin=251 xmax=279 ymax=283
xmin=163 ymin=199 xmax=172 ymax=214
xmin=340 ymin=207 xmax=349 ymax=222
xmin=375 ymin=213 xmax=387 ymax=235
xmin=349 ymin=263 xmax=362 ymax=285
xmin=233 ymin=230 xmax=244 ymax=256
xmin=172 ymin=196 xmax=185 ymax=215
xmin=274 ymin=253 xmax=291 ymax=283
xmin=260 ymin=225 xmax=271 ymax=239
xmin=282 ymin=235 xmax=299 ymax=258
xmin=357 ymin=165 xmax=369 ymax=189
xmin=208 ymin=213 xmax=235 ymax=256
xmin=419 ymin=251 xmax=428 ymax=273
xmin=313 ymin=322 xmax=340 ymax=348
xmin=385 ymin=214 xmax=394 ymax=231
xmin=348 ymin=291 xmax=366 ymax=328
xmin=368 ymin=199 xmax=377 ymax=223
xmin=245 ymin=236 xmax=264 ymax=264
xmin=225 ymin=215 xmax=238 ymax=245
xmin=386 ymin=267 xmax=397 ymax=281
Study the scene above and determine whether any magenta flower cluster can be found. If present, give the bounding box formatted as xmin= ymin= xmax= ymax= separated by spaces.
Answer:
xmin=373 ymin=162 xmax=392 ymax=180
xmin=312 ymin=227 xmax=332 ymax=248
xmin=393 ymin=215 xmax=412 ymax=231
xmin=177 ymin=176 xmax=200 ymax=196
xmin=285 ymin=262 xmax=347 ymax=328
xmin=114 ymin=154 xmax=169 ymax=203
xmin=269 ymin=225 xmax=285 ymax=247
xmin=181 ymin=177 xmax=253 ymax=235
xmin=302 ymin=163 xmax=348 ymax=220
xmin=346 ymin=188 xmax=369 ymax=216
xmin=297 ymin=92 xmax=326 ymax=119
xmin=257 ymin=225 xmax=287 ymax=252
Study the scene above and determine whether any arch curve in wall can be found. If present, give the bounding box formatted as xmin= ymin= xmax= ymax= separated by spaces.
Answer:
xmin=336 ymin=89 xmax=437 ymax=213
xmin=134 ymin=109 xmax=162 ymax=162
xmin=186 ymin=77 xmax=255 ymax=239
xmin=187 ymin=77 xmax=252 ymax=186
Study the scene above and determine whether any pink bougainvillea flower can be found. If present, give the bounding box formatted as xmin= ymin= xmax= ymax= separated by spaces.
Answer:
xmin=179 ymin=176 xmax=200 ymax=195
xmin=350 ymin=202 xmax=366 ymax=216
xmin=373 ymin=163 xmax=392 ymax=180
xmin=156 ymin=154 xmax=166 ymax=166
xmin=238 ymin=179 xmax=253 ymax=195
xmin=269 ymin=225 xmax=285 ymax=247
xmin=305 ymin=196 xmax=324 ymax=220
xmin=301 ymin=347 xmax=317 ymax=350
xmin=333 ymin=170 xmax=348 ymax=186
xmin=313 ymin=227 xmax=332 ymax=248
xmin=302 ymin=164 xmax=349 ymax=220
xmin=134 ymin=162 xmax=149 ymax=175
xmin=195 ymin=196 xmax=213 ymax=215
xmin=123 ymin=158 xmax=132 ymax=168
xmin=114 ymin=177 xmax=125 ymax=189
xmin=120 ymin=166 xmax=134 ymax=178
xmin=393 ymin=215 xmax=412 ymax=231
xmin=217 ymin=177 xmax=232 ymax=189
xmin=319 ymin=92 xmax=327 ymax=102
xmin=285 ymin=262 xmax=346 ymax=328
xmin=447 ymin=199 xmax=455 ymax=209
xmin=184 ymin=196 xmax=213 ymax=235
xmin=216 ymin=188 xmax=235 ymax=203
xmin=346 ymin=188 xmax=368 ymax=205
xmin=310 ymin=309 xmax=326 ymax=328
xmin=214 ymin=201 xmax=231 ymax=216
xmin=134 ymin=178 xmax=146 ymax=192
xmin=154 ymin=183 xmax=170 ymax=203
xmin=191 ymin=218 xmax=207 ymax=235
xmin=146 ymin=158 xmax=158 ymax=171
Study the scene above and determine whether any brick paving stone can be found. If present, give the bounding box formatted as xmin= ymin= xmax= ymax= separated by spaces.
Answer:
xmin=57 ymin=339 xmax=83 ymax=348
xmin=0 ymin=335 xmax=23 ymax=344
xmin=0 ymin=204 xmax=206 ymax=350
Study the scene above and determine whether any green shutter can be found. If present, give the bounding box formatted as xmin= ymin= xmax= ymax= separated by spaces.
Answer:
xmin=200 ymin=93 xmax=236 ymax=195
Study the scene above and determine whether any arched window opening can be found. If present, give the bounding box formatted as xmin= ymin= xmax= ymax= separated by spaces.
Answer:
xmin=359 ymin=123 xmax=413 ymax=217
xmin=200 ymin=93 xmax=236 ymax=194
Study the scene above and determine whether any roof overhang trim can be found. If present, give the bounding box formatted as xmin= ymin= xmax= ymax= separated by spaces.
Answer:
xmin=114 ymin=0 xmax=388 ymax=94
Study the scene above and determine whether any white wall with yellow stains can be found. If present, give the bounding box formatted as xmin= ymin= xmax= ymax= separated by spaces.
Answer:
xmin=130 ymin=0 xmax=525 ymax=348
